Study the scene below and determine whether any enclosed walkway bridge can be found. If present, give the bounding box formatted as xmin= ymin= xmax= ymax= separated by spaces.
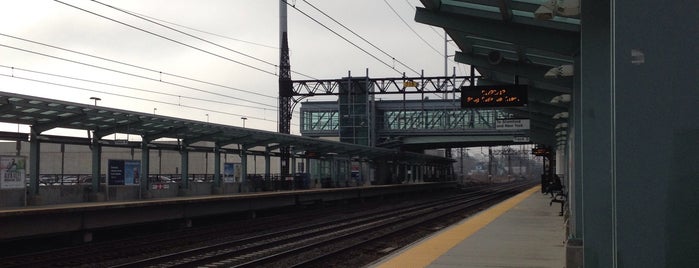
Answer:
xmin=301 ymin=99 xmax=531 ymax=150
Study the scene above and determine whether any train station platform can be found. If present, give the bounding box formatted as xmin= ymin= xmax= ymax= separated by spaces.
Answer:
xmin=0 ymin=182 xmax=455 ymax=241
xmin=373 ymin=186 xmax=565 ymax=268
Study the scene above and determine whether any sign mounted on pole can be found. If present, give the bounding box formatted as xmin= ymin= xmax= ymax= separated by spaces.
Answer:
xmin=461 ymin=85 xmax=528 ymax=108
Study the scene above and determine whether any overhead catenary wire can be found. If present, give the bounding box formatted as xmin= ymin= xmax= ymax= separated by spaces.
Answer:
xmin=0 ymin=73 xmax=298 ymax=125
xmin=0 ymin=64 xmax=277 ymax=112
xmin=301 ymin=0 xmax=420 ymax=76
xmin=383 ymin=0 xmax=444 ymax=57
xmin=123 ymin=9 xmax=278 ymax=50
xmin=281 ymin=0 xmax=405 ymax=76
xmin=401 ymin=0 xmax=466 ymax=74
xmin=91 ymin=0 xmax=317 ymax=80
xmin=0 ymin=33 xmax=277 ymax=100
xmin=403 ymin=0 xmax=457 ymax=48
xmin=0 ymin=43 xmax=277 ymax=109
xmin=54 ymin=0 xmax=279 ymax=76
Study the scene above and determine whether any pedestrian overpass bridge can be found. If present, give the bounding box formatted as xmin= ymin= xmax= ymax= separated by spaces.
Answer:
xmin=300 ymin=99 xmax=531 ymax=150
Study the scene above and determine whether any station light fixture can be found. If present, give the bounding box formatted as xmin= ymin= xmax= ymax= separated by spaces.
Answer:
xmin=553 ymin=112 xmax=569 ymax=119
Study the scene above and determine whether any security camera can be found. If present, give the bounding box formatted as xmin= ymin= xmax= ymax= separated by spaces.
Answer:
xmin=545 ymin=64 xmax=574 ymax=78
xmin=535 ymin=0 xmax=580 ymax=20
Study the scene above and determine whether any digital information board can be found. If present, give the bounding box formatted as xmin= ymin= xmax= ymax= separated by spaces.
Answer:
xmin=461 ymin=85 xmax=528 ymax=108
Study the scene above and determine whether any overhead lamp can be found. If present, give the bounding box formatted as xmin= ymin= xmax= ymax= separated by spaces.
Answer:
xmin=553 ymin=112 xmax=569 ymax=119
xmin=545 ymin=64 xmax=574 ymax=78
xmin=559 ymin=94 xmax=571 ymax=103
xmin=550 ymin=94 xmax=571 ymax=104
xmin=550 ymin=95 xmax=562 ymax=104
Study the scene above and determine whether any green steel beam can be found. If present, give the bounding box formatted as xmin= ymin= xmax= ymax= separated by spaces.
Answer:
xmin=478 ymin=70 xmax=572 ymax=94
xmin=183 ymin=131 xmax=224 ymax=145
xmin=94 ymin=119 xmax=142 ymax=138
xmin=456 ymin=52 xmax=574 ymax=89
xmin=143 ymin=126 xmax=187 ymax=143
xmin=415 ymin=7 xmax=579 ymax=56
xmin=33 ymin=113 xmax=89 ymax=134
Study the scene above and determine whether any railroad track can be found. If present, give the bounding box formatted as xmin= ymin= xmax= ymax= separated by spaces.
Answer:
xmin=0 ymin=181 xmax=533 ymax=267
xmin=0 ymin=198 xmax=393 ymax=268
xmin=116 ymin=181 xmax=534 ymax=267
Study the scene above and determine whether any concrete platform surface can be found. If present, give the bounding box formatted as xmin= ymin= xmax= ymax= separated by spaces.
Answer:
xmin=373 ymin=186 xmax=565 ymax=268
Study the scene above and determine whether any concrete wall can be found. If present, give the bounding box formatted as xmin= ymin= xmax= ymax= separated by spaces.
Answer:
xmin=0 ymin=141 xmax=292 ymax=177
xmin=0 ymin=189 xmax=25 ymax=207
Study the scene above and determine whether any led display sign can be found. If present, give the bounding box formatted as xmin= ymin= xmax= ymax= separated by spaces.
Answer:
xmin=461 ymin=85 xmax=528 ymax=108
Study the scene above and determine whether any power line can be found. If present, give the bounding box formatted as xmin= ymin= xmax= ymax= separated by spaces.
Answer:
xmin=282 ymin=0 xmax=404 ymax=76
xmin=383 ymin=0 xmax=443 ymax=57
xmin=54 ymin=0 xmax=278 ymax=76
xmin=301 ymin=0 xmax=420 ymax=76
xmin=0 ymin=73 xmax=290 ymax=124
xmin=0 ymin=43 xmax=277 ymax=109
xmin=127 ymin=10 xmax=278 ymax=50
xmin=91 ymin=0 xmax=316 ymax=80
xmin=0 ymin=64 xmax=276 ymax=112
xmin=403 ymin=0 xmax=457 ymax=48
xmin=399 ymin=0 xmax=466 ymax=75
xmin=0 ymin=33 xmax=277 ymax=100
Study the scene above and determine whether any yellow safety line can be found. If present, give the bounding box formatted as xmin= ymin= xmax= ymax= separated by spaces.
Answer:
xmin=375 ymin=186 xmax=540 ymax=268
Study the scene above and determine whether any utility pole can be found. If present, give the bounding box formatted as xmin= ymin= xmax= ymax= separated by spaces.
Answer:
xmin=278 ymin=0 xmax=292 ymax=177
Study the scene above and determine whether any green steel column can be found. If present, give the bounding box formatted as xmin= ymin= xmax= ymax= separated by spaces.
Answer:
xmin=240 ymin=149 xmax=247 ymax=183
xmin=571 ymin=56 xmax=583 ymax=239
xmin=140 ymin=141 xmax=149 ymax=199
xmin=180 ymin=148 xmax=189 ymax=189
xmin=329 ymin=157 xmax=336 ymax=187
xmin=264 ymin=147 xmax=271 ymax=180
xmin=213 ymin=144 xmax=221 ymax=187
xmin=28 ymin=127 xmax=40 ymax=196
xmin=90 ymin=134 xmax=101 ymax=195
xmin=580 ymin=0 xmax=614 ymax=266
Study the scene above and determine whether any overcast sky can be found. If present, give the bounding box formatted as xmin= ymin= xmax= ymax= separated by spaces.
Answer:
xmin=0 ymin=0 xmax=466 ymax=135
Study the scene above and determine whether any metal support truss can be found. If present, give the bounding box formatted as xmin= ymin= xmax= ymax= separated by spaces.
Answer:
xmin=291 ymin=75 xmax=475 ymax=96
xmin=278 ymin=32 xmax=292 ymax=177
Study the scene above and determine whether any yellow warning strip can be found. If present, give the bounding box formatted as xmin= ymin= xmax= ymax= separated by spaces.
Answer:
xmin=375 ymin=186 xmax=540 ymax=268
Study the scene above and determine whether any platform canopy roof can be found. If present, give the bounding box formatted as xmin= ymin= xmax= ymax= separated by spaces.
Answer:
xmin=0 ymin=91 xmax=450 ymax=164
xmin=416 ymin=0 xmax=579 ymax=146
